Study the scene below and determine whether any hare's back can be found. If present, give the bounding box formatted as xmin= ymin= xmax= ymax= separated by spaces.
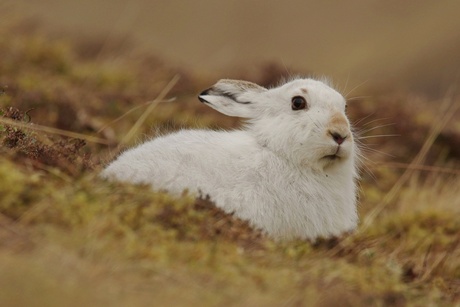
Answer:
xmin=102 ymin=129 xmax=257 ymax=188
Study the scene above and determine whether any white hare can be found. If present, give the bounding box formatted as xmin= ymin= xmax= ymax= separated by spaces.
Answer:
xmin=102 ymin=78 xmax=360 ymax=240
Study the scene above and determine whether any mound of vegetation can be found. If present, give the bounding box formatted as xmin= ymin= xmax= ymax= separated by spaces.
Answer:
xmin=0 ymin=19 xmax=459 ymax=306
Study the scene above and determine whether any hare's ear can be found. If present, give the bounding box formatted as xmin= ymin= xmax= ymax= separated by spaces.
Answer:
xmin=198 ymin=79 xmax=266 ymax=118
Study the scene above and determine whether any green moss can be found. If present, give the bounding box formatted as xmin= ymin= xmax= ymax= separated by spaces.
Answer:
xmin=0 ymin=159 xmax=41 ymax=218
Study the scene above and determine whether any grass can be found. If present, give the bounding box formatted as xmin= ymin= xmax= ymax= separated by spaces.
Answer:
xmin=0 ymin=19 xmax=459 ymax=306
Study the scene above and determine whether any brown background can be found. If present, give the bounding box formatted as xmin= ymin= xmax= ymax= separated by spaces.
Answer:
xmin=4 ymin=0 xmax=460 ymax=93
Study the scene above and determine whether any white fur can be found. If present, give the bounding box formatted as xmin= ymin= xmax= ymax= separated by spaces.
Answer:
xmin=102 ymin=78 xmax=360 ymax=240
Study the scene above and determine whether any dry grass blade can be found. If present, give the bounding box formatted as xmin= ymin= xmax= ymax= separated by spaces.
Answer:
xmin=361 ymin=90 xmax=459 ymax=230
xmin=121 ymin=74 xmax=180 ymax=145
xmin=375 ymin=162 xmax=460 ymax=175
xmin=97 ymin=98 xmax=176 ymax=134
xmin=0 ymin=117 xmax=111 ymax=145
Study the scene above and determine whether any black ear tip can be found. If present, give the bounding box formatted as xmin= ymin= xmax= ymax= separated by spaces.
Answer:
xmin=200 ymin=88 xmax=211 ymax=96
xmin=198 ymin=88 xmax=212 ymax=103
xmin=198 ymin=95 xmax=208 ymax=103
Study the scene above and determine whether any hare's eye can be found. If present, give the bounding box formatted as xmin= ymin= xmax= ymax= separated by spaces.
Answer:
xmin=291 ymin=96 xmax=307 ymax=111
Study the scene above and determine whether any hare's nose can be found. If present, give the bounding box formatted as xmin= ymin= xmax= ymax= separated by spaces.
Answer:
xmin=330 ymin=131 xmax=347 ymax=145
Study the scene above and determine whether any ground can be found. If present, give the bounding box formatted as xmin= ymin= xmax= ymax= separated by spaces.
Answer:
xmin=0 ymin=18 xmax=459 ymax=306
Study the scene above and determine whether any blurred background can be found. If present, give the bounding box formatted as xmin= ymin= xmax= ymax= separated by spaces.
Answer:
xmin=5 ymin=0 xmax=460 ymax=95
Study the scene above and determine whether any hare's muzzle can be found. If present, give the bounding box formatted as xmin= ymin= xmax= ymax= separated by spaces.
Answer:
xmin=327 ymin=113 xmax=351 ymax=143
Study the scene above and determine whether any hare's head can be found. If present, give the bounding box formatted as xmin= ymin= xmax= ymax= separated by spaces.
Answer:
xmin=199 ymin=78 xmax=356 ymax=171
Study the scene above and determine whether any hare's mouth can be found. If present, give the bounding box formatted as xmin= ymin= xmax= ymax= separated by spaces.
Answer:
xmin=321 ymin=146 xmax=349 ymax=162
xmin=322 ymin=145 xmax=342 ymax=161
xmin=323 ymin=154 xmax=339 ymax=160
xmin=322 ymin=153 xmax=344 ymax=163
